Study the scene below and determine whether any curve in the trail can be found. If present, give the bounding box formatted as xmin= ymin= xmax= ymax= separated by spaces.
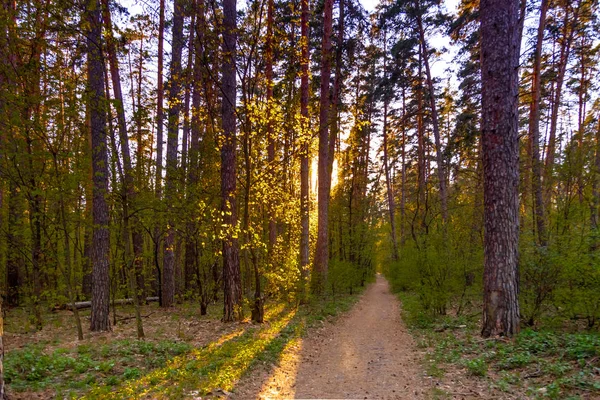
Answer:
xmin=234 ymin=274 xmax=428 ymax=399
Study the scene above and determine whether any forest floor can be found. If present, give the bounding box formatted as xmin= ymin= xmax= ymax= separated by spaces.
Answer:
xmin=232 ymin=274 xmax=430 ymax=399
xmin=5 ymin=276 xmax=598 ymax=399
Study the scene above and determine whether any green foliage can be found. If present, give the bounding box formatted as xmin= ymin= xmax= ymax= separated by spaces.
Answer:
xmin=5 ymin=339 xmax=193 ymax=395
xmin=464 ymin=357 xmax=487 ymax=376
xmin=395 ymin=290 xmax=600 ymax=398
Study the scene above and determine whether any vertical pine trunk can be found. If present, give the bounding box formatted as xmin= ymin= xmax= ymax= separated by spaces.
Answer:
xmin=528 ymin=0 xmax=549 ymax=247
xmin=266 ymin=0 xmax=276 ymax=261
xmin=400 ymin=86 xmax=407 ymax=245
xmin=86 ymin=0 xmax=111 ymax=332
xmin=382 ymin=32 xmax=398 ymax=261
xmin=185 ymin=0 xmax=205 ymax=294
xmin=162 ymin=0 xmax=185 ymax=308
xmin=155 ymin=0 xmax=165 ymax=197
xmin=544 ymin=3 xmax=580 ymax=199
xmin=328 ymin=0 xmax=344 ymax=178
xmin=299 ymin=0 xmax=310 ymax=292
xmin=221 ymin=0 xmax=242 ymax=322
xmin=417 ymin=15 xmax=447 ymax=225
xmin=592 ymin=116 xmax=600 ymax=234
xmin=416 ymin=50 xmax=426 ymax=232
xmin=101 ymin=0 xmax=144 ymax=337
xmin=181 ymin=10 xmax=196 ymax=183
xmin=312 ymin=0 xmax=334 ymax=294
xmin=480 ymin=0 xmax=522 ymax=338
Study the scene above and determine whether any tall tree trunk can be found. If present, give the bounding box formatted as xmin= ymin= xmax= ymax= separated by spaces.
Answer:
xmin=328 ymin=0 xmax=344 ymax=178
xmin=529 ymin=0 xmax=549 ymax=247
xmin=181 ymin=9 xmax=197 ymax=184
xmin=312 ymin=0 xmax=334 ymax=294
xmin=155 ymin=0 xmax=165 ymax=197
xmin=86 ymin=0 xmax=111 ymax=332
xmin=53 ymin=155 xmax=84 ymax=340
xmin=185 ymin=0 xmax=205 ymax=294
xmin=592 ymin=112 xmax=600 ymax=234
xmin=416 ymin=51 xmax=426 ymax=232
xmin=382 ymin=32 xmax=398 ymax=261
xmin=162 ymin=0 xmax=185 ymax=308
xmin=221 ymin=0 xmax=242 ymax=322
xmin=480 ymin=0 xmax=522 ymax=338
xmin=266 ymin=0 xmax=276 ymax=262
xmin=6 ymin=183 xmax=21 ymax=307
xmin=299 ymin=0 xmax=310 ymax=292
xmin=400 ymin=86 xmax=407 ymax=245
xmin=544 ymin=2 xmax=580 ymax=198
xmin=417 ymin=14 xmax=448 ymax=225
xmin=101 ymin=0 xmax=144 ymax=336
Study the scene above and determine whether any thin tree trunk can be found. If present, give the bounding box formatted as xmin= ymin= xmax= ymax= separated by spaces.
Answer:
xmin=328 ymin=0 xmax=344 ymax=178
xmin=221 ymin=0 xmax=242 ymax=322
xmin=299 ymin=0 xmax=310 ymax=294
xmin=101 ymin=0 xmax=144 ymax=336
xmin=528 ymin=0 xmax=549 ymax=247
xmin=544 ymin=2 xmax=580 ymax=198
xmin=185 ymin=0 xmax=205 ymax=294
xmin=417 ymin=14 xmax=447 ymax=225
xmin=266 ymin=0 xmax=276 ymax=260
xmin=592 ymin=114 xmax=600 ymax=234
xmin=53 ymin=155 xmax=84 ymax=340
xmin=400 ymin=86 xmax=407 ymax=245
xmin=480 ymin=0 xmax=522 ymax=338
xmin=162 ymin=0 xmax=185 ymax=308
xmin=312 ymin=0 xmax=334 ymax=294
xmin=382 ymin=32 xmax=398 ymax=261
xmin=155 ymin=0 xmax=165 ymax=197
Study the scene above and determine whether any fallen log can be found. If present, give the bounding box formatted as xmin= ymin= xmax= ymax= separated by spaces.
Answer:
xmin=58 ymin=297 xmax=159 ymax=310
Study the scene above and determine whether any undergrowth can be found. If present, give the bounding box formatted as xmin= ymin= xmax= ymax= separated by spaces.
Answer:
xmin=6 ymin=291 xmax=363 ymax=399
xmin=396 ymin=291 xmax=600 ymax=399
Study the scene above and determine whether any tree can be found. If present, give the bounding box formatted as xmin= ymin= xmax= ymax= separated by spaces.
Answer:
xmin=480 ymin=0 xmax=523 ymax=337
xmin=221 ymin=0 xmax=242 ymax=322
xmin=86 ymin=0 xmax=111 ymax=332
xmin=299 ymin=0 xmax=310 ymax=294
xmin=312 ymin=0 xmax=335 ymax=294
xmin=162 ymin=0 xmax=185 ymax=308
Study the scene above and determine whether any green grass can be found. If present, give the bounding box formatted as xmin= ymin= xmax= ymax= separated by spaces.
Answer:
xmin=6 ymin=290 xmax=364 ymax=399
xmin=5 ymin=339 xmax=193 ymax=396
xmin=84 ymin=293 xmax=363 ymax=399
xmin=396 ymin=291 xmax=600 ymax=399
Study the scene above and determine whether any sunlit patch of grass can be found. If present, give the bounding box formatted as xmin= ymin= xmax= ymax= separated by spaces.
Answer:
xmin=83 ymin=292 xmax=363 ymax=399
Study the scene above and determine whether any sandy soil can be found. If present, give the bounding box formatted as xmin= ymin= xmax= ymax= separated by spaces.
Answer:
xmin=233 ymin=274 xmax=430 ymax=399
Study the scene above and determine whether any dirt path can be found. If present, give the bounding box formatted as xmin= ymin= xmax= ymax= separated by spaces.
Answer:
xmin=233 ymin=274 xmax=429 ymax=399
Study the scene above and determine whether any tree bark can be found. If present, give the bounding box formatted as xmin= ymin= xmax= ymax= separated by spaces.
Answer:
xmin=266 ymin=0 xmax=277 ymax=261
xmin=221 ymin=0 xmax=242 ymax=322
xmin=480 ymin=0 xmax=522 ymax=338
xmin=528 ymin=0 xmax=549 ymax=247
xmin=155 ymin=0 xmax=165 ymax=197
xmin=544 ymin=2 xmax=580 ymax=198
xmin=312 ymin=0 xmax=334 ymax=294
xmin=382 ymin=32 xmax=398 ymax=261
xmin=86 ymin=0 xmax=111 ymax=332
xmin=101 ymin=0 xmax=144 ymax=337
xmin=162 ymin=0 xmax=185 ymax=308
xmin=299 ymin=0 xmax=310 ymax=293
xmin=417 ymin=14 xmax=448 ymax=225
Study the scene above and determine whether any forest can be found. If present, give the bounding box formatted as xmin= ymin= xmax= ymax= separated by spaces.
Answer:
xmin=0 ymin=0 xmax=599 ymax=397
